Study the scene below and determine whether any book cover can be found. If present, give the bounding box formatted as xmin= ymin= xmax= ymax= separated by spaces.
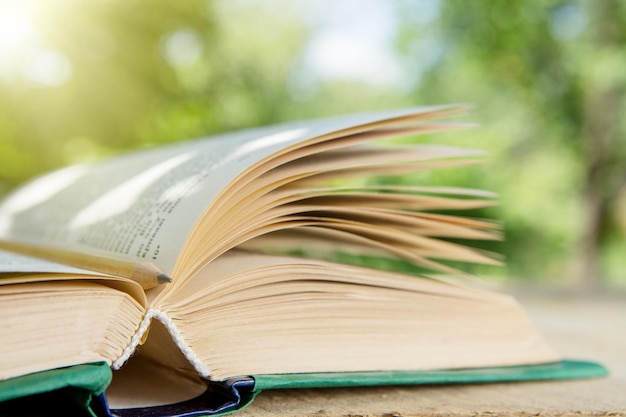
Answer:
xmin=0 ymin=362 xmax=111 ymax=417
xmin=124 ymin=360 xmax=606 ymax=417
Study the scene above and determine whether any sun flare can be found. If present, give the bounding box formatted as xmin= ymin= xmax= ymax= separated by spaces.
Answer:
xmin=0 ymin=1 xmax=36 ymax=62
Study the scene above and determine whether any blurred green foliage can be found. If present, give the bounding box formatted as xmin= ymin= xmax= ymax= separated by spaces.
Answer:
xmin=396 ymin=0 xmax=626 ymax=287
xmin=0 ymin=0 xmax=624 ymax=287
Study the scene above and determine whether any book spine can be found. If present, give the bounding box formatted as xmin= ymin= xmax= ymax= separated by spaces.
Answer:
xmin=112 ymin=309 xmax=211 ymax=378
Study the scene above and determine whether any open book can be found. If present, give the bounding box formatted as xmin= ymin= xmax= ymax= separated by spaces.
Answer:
xmin=0 ymin=106 xmax=606 ymax=416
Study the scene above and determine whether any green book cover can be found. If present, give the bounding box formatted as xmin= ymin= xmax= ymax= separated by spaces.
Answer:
xmin=238 ymin=360 xmax=608 ymax=414
xmin=100 ymin=359 xmax=609 ymax=416
xmin=252 ymin=359 xmax=608 ymax=391
xmin=0 ymin=362 xmax=111 ymax=417
xmin=0 ymin=360 xmax=608 ymax=416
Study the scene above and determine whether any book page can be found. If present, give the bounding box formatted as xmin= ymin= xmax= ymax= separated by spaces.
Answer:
xmin=0 ymin=107 xmax=456 ymax=275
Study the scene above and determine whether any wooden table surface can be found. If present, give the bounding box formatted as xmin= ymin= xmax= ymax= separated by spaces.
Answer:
xmin=240 ymin=290 xmax=626 ymax=417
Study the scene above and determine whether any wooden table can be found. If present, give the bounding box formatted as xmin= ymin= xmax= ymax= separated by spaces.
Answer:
xmin=240 ymin=291 xmax=626 ymax=416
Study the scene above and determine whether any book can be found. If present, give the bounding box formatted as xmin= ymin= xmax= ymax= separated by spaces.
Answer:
xmin=0 ymin=105 xmax=607 ymax=416
xmin=0 ymin=362 xmax=112 ymax=416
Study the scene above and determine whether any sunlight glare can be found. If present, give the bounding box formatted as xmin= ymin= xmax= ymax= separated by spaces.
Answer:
xmin=0 ymin=1 xmax=35 ymax=66
xmin=0 ymin=164 xmax=88 ymax=235
xmin=70 ymin=151 xmax=198 ymax=229
xmin=22 ymin=48 xmax=73 ymax=86
xmin=0 ymin=1 xmax=72 ymax=86
xmin=0 ymin=2 xmax=33 ymax=49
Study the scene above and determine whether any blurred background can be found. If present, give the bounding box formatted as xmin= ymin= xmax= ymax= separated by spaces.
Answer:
xmin=0 ymin=0 xmax=624 ymax=289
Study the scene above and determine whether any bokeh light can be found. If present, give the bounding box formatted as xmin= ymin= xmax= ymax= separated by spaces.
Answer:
xmin=0 ymin=0 xmax=624 ymax=288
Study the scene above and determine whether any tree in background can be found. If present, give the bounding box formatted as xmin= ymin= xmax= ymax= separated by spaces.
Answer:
xmin=0 ymin=1 xmax=401 ymax=189
xmin=396 ymin=0 xmax=626 ymax=286
xmin=0 ymin=1 xmax=216 ymax=190
xmin=0 ymin=0 xmax=624 ymax=287
xmin=0 ymin=1 xmax=315 ymax=193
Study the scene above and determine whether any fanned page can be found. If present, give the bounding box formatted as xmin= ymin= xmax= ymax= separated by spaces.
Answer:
xmin=144 ymin=250 xmax=559 ymax=381
xmin=0 ymin=104 xmax=519 ymax=378
xmin=0 ymin=105 xmax=468 ymax=281
xmin=0 ymin=106 xmax=608 ymax=416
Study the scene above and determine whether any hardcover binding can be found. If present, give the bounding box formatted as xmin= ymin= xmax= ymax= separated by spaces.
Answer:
xmin=111 ymin=360 xmax=607 ymax=417
xmin=0 ymin=360 xmax=608 ymax=417
xmin=108 ymin=377 xmax=255 ymax=417
xmin=0 ymin=362 xmax=112 ymax=417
